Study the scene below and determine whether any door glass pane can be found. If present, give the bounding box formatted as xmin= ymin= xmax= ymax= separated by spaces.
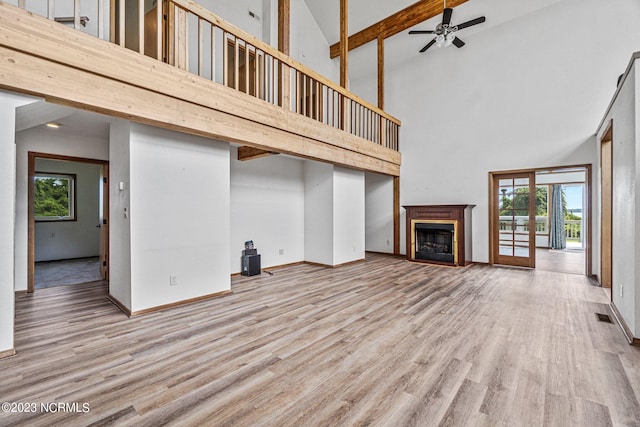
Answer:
xmin=497 ymin=176 xmax=530 ymax=258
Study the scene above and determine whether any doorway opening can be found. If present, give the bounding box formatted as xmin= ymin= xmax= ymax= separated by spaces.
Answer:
xmin=490 ymin=165 xmax=591 ymax=276
xmin=534 ymin=169 xmax=588 ymax=275
xmin=28 ymin=153 xmax=109 ymax=292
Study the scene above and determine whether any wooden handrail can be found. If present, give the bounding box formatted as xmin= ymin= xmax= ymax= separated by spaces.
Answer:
xmin=11 ymin=0 xmax=400 ymax=150
xmin=170 ymin=0 xmax=401 ymax=126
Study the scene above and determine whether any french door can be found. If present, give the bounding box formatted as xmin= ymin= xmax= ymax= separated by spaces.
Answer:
xmin=491 ymin=172 xmax=536 ymax=267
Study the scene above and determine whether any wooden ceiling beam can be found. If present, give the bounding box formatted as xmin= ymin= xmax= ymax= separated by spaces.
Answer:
xmin=237 ymin=146 xmax=278 ymax=161
xmin=328 ymin=0 xmax=468 ymax=59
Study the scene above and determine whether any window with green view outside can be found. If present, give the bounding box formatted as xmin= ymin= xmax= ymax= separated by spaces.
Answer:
xmin=34 ymin=173 xmax=76 ymax=221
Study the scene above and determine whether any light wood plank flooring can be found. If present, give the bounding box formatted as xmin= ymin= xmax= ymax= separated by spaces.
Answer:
xmin=536 ymin=248 xmax=585 ymax=276
xmin=2 ymin=253 xmax=639 ymax=426
xmin=34 ymin=257 xmax=102 ymax=289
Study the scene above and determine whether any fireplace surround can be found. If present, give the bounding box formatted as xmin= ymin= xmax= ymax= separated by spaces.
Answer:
xmin=403 ymin=205 xmax=475 ymax=266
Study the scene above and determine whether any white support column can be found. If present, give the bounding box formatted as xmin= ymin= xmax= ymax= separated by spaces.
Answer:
xmin=0 ymin=91 xmax=36 ymax=357
xmin=128 ymin=124 xmax=231 ymax=313
xmin=304 ymin=162 xmax=365 ymax=266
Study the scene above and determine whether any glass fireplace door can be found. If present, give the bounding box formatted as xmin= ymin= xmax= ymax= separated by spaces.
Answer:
xmin=492 ymin=172 xmax=536 ymax=268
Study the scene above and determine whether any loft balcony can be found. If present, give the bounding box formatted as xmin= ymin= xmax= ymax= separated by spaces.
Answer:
xmin=0 ymin=0 xmax=401 ymax=175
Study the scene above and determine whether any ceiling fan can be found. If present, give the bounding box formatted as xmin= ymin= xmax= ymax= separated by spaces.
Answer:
xmin=409 ymin=1 xmax=486 ymax=52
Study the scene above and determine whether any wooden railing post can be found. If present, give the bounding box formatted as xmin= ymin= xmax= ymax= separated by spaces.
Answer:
xmin=163 ymin=0 xmax=398 ymax=147
xmin=175 ymin=6 xmax=187 ymax=70
xmin=279 ymin=63 xmax=291 ymax=110
xmin=167 ymin=2 xmax=175 ymax=65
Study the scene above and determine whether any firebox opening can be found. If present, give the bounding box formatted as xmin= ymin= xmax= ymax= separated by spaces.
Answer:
xmin=413 ymin=221 xmax=457 ymax=264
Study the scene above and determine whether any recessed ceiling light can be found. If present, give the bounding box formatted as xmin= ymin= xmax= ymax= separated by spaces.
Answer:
xmin=46 ymin=122 xmax=61 ymax=128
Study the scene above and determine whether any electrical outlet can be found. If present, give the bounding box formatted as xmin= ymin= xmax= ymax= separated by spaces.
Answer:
xmin=170 ymin=275 xmax=178 ymax=286
xmin=278 ymin=249 xmax=284 ymax=255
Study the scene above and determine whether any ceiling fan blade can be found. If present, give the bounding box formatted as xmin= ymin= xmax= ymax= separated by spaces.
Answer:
xmin=456 ymin=16 xmax=486 ymax=30
xmin=442 ymin=8 xmax=453 ymax=26
xmin=420 ymin=38 xmax=437 ymax=53
xmin=452 ymin=37 xmax=465 ymax=48
xmin=409 ymin=30 xmax=436 ymax=34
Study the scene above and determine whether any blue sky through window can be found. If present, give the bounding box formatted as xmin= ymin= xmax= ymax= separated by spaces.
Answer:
xmin=563 ymin=185 xmax=583 ymax=215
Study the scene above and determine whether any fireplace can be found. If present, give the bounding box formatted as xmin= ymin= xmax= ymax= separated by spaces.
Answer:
xmin=404 ymin=205 xmax=475 ymax=266
xmin=413 ymin=221 xmax=457 ymax=264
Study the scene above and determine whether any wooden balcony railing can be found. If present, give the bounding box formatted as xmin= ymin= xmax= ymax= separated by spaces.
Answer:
xmin=499 ymin=216 xmax=583 ymax=243
xmin=13 ymin=0 xmax=400 ymax=151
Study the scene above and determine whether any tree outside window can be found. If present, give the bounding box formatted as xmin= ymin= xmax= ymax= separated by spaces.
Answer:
xmin=34 ymin=173 xmax=76 ymax=221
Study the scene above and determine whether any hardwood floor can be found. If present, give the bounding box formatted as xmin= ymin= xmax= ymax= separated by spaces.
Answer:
xmin=34 ymin=257 xmax=102 ymax=289
xmin=2 ymin=253 xmax=639 ymax=426
xmin=536 ymin=248 xmax=585 ymax=276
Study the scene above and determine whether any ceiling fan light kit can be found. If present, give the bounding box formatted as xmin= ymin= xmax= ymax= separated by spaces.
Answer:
xmin=409 ymin=0 xmax=485 ymax=53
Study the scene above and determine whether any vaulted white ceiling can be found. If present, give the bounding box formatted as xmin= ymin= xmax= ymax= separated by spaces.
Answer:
xmin=303 ymin=0 xmax=565 ymax=79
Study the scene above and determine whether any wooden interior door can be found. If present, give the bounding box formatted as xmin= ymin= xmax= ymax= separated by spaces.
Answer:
xmin=492 ymin=172 xmax=536 ymax=268
xmin=100 ymin=165 xmax=110 ymax=281
xmin=600 ymin=126 xmax=613 ymax=289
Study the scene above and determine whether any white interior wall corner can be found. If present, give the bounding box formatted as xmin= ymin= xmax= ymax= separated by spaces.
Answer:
xmin=365 ymin=172 xmax=394 ymax=253
xmin=230 ymin=146 xmax=305 ymax=274
xmin=128 ymin=124 xmax=230 ymax=312
xmin=108 ymin=119 xmax=133 ymax=309
xmin=0 ymin=91 xmax=37 ymax=353
xmin=333 ymin=167 xmax=365 ymax=265
xmin=304 ymin=161 xmax=334 ymax=265
xmin=635 ymin=63 xmax=640 ymax=336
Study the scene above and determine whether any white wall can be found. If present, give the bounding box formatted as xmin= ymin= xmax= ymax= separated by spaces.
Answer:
xmin=128 ymin=124 xmax=230 ymax=312
xmin=0 ymin=92 xmax=35 ymax=355
xmin=304 ymin=161 xmax=334 ymax=265
xmin=304 ymin=162 xmax=365 ymax=265
xmin=200 ymin=0 xmax=264 ymax=40
xmin=5 ymin=0 xmax=109 ymax=40
xmin=109 ymin=120 xmax=132 ymax=308
xmin=636 ymin=68 xmax=640 ymax=337
xmin=15 ymin=121 xmax=109 ymax=292
xmin=289 ymin=0 xmax=339 ymax=83
xmin=333 ymin=167 xmax=365 ymax=265
xmin=597 ymin=58 xmax=639 ymax=337
xmin=365 ymin=172 xmax=394 ymax=253
xmin=350 ymin=0 xmax=640 ymax=264
xmin=34 ymin=158 xmax=102 ymax=262
xmin=230 ymin=147 xmax=305 ymax=273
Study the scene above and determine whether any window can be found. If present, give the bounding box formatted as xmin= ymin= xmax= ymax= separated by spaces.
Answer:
xmin=34 ymin=172 xmax=76 ymax=221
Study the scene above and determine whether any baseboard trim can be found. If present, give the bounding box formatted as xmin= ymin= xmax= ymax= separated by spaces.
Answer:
xmin=366 ymin=251 xmax=405 ymax=258
xmin=231 ymin=257 xmax=379 ymax=276
xmin=0 ymin=348 xmax=17 ymax=359
xmin=107 ymin=294 xmax=132 ymax=317
xmin=305 ymin=258 xmax=366 ymax=269
xmin=231 ymin=261 xmax=307 ymax=277
xmin=129 ymin=290 xmax=233 ymax=317
xmin=334 ymin=258 xmax=366 ymax=268
xmin=261 ymin=262 xmax=307 ymax=274
xmin=610 ymin=301 xmax=640 ymax=346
